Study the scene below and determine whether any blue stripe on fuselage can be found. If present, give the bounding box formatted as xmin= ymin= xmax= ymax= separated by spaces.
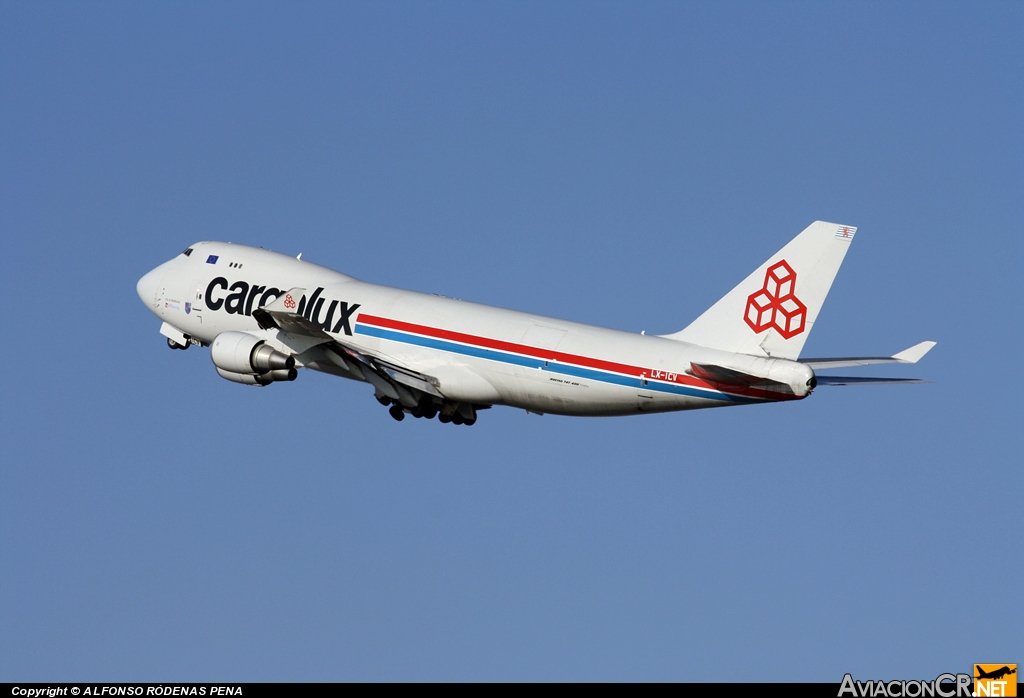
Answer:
xmin=355 ymin=323 xmax=757 ymax=404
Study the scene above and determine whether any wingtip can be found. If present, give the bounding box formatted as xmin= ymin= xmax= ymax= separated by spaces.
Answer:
xmin=265 ymin=287 xmax=305 ymax=313
xmin=892 ymin=340 xmax=937 ymax=364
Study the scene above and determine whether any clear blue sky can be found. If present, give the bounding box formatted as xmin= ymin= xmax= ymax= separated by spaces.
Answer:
xmin=1 ymin=1 xmax=1021 ymax=682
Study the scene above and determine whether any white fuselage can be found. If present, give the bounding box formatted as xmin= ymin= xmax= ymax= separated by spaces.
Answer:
xmin=138 ymin=242 xmax=814 ymax=416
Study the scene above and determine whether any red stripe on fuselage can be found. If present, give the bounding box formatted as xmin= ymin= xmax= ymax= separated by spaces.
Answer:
xmin=356 ymin=313 xmax=799 ymax=402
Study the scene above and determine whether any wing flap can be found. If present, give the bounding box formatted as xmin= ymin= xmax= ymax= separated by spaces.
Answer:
xmin=381 ymin=365 xmax=444 ymax=398
xmin=329 ymin=342 xmax=445 ymax=400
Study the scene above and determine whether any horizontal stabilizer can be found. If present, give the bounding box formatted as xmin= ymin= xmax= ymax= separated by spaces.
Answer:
xmin=801 ymin=341 xmax=937 ymax=370
xmin=892 ymin=341 xmax=937 ymax=363
xmin=815 ymin=376 xmax=930 ymax=386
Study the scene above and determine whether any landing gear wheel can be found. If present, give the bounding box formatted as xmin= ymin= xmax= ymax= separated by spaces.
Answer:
xmin=451 ymin=412 xmax=465 ymax=425
xmin=423 ymin=408 xmax=438 ymax=420
xmin=376 ymin=395 xmax=392 ymax=406
xmin=167 ymin=338 xmax=185 ymax=350
xmin=389 ymin=405 xmax=405 ymax=421
xmin=463 ymin=416 xmax=476 ymax=426
xmin=438 ymin=413 xmax=452 ymax=424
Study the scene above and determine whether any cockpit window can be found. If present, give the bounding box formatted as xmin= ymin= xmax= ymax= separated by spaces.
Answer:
xmin=183 ymin=248 xmax=193 ymax=256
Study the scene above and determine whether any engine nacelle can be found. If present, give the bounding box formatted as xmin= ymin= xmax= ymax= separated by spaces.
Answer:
xmin=216 ymin=367 xmax=273 ymax=386
xmin=211 ymin=331 xmax=294 ymax=375
xmin=215 ymin=366 xmax=297 ymax=386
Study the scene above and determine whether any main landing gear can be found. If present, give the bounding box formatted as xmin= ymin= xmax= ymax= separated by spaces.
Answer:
xmin=381 ymin=397 xmax=479 ymax=426
xmin=167 ymin=337 xmax=189 ymax=350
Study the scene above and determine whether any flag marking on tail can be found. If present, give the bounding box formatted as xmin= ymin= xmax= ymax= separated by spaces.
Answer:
xmin=836 ymin=225 xmax=857 ymax=240
xmin=743 ymin=260 xmax=808 ymax=339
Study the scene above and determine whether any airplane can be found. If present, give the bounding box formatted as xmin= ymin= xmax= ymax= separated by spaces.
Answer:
xmin=975 ymin=667 xmax=1016 ymax=681
xmin=136 ymin=221 xmax=935 ymax=425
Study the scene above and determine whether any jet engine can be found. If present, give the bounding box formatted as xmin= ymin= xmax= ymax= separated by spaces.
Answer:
xmin=211 ymin=331 xmax=296 ymax=385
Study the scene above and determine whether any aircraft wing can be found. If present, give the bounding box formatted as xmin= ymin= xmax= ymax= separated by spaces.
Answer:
xmin=254 ymin=288 xmax=444 ymax=400
xmin=800 ymin=341 xmax=936 ymax=370
xmin=324 ymin=342 xmax=444 ymax=399
xmin=253 ymin=288 xmax=333 ymax=339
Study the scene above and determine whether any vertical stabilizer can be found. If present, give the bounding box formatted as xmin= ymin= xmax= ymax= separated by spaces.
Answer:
xmin=663 ymin=221 xmax=857 ymax=360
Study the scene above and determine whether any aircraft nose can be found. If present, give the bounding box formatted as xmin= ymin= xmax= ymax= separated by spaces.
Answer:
xmin=137 ymin=266 xmax=163 ymax=308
